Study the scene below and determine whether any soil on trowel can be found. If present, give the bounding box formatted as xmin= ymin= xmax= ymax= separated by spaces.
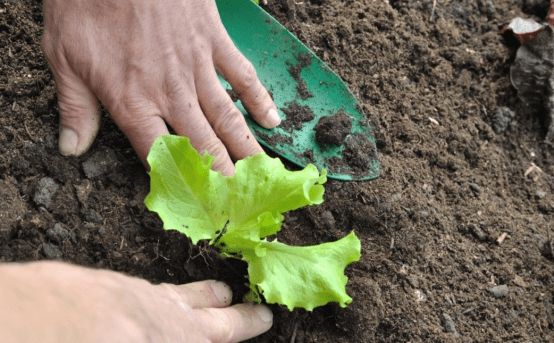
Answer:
xmin=288 ymin=52 xmax=313 ymax=99
xmin=280 ymin=101 xmax=315 ymax=132
xmin=1 ymin=1 xmax=553 ymax=343
xmin=314 ymin=111 xmax=352 ymax=146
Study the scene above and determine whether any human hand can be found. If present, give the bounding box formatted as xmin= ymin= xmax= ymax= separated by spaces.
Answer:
xmin=0 ymin=262 xmax=272 ymax=342
xmin=42 ymin=0 xmax=280 ymax=174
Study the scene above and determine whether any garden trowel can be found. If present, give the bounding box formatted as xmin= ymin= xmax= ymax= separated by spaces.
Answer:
xmin=216 ymin=0 xmax=380 ymax=181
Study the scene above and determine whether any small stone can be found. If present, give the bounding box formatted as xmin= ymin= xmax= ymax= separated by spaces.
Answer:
xmin=441 ymin=313 xmax=459 ymax=335
xmin=513 ymin=275 xmax=528 ymax=288
xmin=489 ymin=284 xmax=509 ymax=298
xmin=468 ymin=224 xmax=487 ymax=241
xmin=491 ymin=107 xmax=515 ymax=134
xmin=41 ymin=243 xmax=62 ymax=259
xmin=469 ymin=183 xmax=481 ymax=194
xmin=536 ymin=190 xmax=546 ymax=199
xmin=46 ymin=223 xmax=70 ymax=243
xmin=33 ymin=177 xmax=59 ymax=208
xmin=82 ymin=149 xmax=119 ymax=178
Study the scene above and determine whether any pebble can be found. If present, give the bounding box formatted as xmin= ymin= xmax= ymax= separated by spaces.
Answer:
xmin=441 ymin=313 xmax=459 ymax=336
xmin=82 ymin=149 xmax=119 ymax=178
xmin=513 ymin=275 xmax=528 ymax=288
xmin=491 ymin=107 xmax=515 ymax=134
xmin=42 ymin=243 xmax=62 ymax=259
xmin=536 ymin=190 xmax=546 ymax=199
xmin=469 ymin=183 xmax=481 ymax=194
xmin=489 ymin=284 xmax=509 ymax=298
xmin=469 ymin=224 xmax=487 ymax=242
xmin=46 ymin=223 xmax=70 ymax=243
xmin=33 ymin=177 xmax=59 ymax=208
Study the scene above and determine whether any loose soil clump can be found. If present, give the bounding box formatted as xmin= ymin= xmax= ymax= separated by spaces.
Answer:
xmin=314 ymin=111 xmax=352 ymax=146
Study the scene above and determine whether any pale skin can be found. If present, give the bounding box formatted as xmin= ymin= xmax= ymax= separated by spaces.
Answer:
xmin=2 ymin=0 xmax=278 ymax=341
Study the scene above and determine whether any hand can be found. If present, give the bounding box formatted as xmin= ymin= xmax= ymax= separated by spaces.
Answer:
xmin=42 ymin=0 xmax=280 ymax=174
xmin=0 ymin=262 xmax=272 ymax=342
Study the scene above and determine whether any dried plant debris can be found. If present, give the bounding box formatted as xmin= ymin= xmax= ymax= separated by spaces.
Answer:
xmin=508 ymin=18 xmax=554 ymax=142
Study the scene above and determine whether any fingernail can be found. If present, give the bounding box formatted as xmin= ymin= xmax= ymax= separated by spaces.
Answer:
xmin=266 ymin=108 xmax=281 ymax=127
xmin=211 ymin=281 xmax=232 ymax=305
xmin=255 ymin=305 xmax=273 ymax=323
xmin=59 ymin=127 xmax=78 ymax=156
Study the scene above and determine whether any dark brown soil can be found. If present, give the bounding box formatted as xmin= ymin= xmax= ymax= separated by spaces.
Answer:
xmin=315 ymin=111 xmax=352 ymax=146
xmin=288 ymin=52 xmax=314 ymax=99
xmin=281 ymin=101 xmax=315 ymax=131
xmin=1 ymin=1 xmax=553 ymax=342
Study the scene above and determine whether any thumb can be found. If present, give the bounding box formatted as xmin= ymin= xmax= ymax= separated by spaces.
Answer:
xmin=54 ymin=70 xmax=101 ymax=156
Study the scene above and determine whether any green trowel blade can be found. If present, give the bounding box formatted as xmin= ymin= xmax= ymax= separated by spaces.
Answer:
xmin=216 ymin=0 xmax=379 ymax=181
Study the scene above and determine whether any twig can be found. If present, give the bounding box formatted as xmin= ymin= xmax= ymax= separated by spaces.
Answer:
xmin=430 ymin=0 xmax=437 ymax=21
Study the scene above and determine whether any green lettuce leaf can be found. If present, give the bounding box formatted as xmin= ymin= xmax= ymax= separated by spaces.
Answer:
xmin=229 ymin=232 xmax=361 ymax=311
xmin=145 ymin=135 xmax=361 ymax=310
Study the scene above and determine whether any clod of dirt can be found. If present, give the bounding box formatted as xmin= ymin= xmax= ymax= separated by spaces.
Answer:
xmin=441 ymin=313 xmax=459 ymax=336
xmin=288 ymin=52 xmax=313 ymax=99
xmin=46 ymin=223 xmax=71 ymax=243
xmin=41 ymin=243 xmax=62 ymax=259
xmin=489 ymin=284 xmax=509 ymax=298
xmin=491 ymin=107 xmax=516 ymax=133
xmin=33 ymin=177 xmax=59 ymax=208
xmin=0 ymin=178 xmax=26 ymax=232
xmin=510 ymin=24 xmax=554 ymax=142
xmin=315 ymin=111 xmax=352 ymax=146
xmin=82 ymin=149 xmax=119 ymax=178
xmin=281 ymin=101 xmax=315 ymax=131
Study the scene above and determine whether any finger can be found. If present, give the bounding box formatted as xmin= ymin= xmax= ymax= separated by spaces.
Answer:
xmin=109 ymin=102 xmax=169 ymax=164
xmin=51 ymin=66 xmax=101 ymax=157
xmin=166 ymin=97 xmax=235 ymax=175
xmin=196 ymin=67 xmax=263 ymax=160
xmin=196 ymin=304 xmax=273 ymax=343
xmin=213 ymin=38 xmax=280 ymax=129
xmin=164 ymin=281 xmax=232 ymax=309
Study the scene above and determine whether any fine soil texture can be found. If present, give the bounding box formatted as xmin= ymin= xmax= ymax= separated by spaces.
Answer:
xmin=1 ymin=1 xmax=553 ymax=342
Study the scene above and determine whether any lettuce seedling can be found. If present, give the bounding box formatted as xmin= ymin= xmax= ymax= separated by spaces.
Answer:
xmin=145 ymin=135 xmax=361 ymax=311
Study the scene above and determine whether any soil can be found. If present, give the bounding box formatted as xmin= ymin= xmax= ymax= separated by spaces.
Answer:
xmin=288 ymin=52 xmax=314 ymax=99
xmin=1 ymin=1 xmax=553 ymax=342
xmin=315 ymin=111 xmax=352 ymax=146
xmin=281 ymin=101 xmax=315 ymax=132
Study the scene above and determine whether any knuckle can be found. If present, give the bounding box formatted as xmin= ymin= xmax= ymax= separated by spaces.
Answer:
xmin=198 ymin=136 xmax=226 ymax=158
xmin=213 ymin=103 xmax=244 ymax=137
xmin=236 ymin=59 xmax=258 ymax=91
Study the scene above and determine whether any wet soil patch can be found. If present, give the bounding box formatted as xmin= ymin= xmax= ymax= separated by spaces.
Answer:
xmin=314 ymin=111 xmax=352 ymax=146
xmin=288 ymin=52 xmax=313 ymax=99
xmin=280 ymin=101 xmax=315 ymax=132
